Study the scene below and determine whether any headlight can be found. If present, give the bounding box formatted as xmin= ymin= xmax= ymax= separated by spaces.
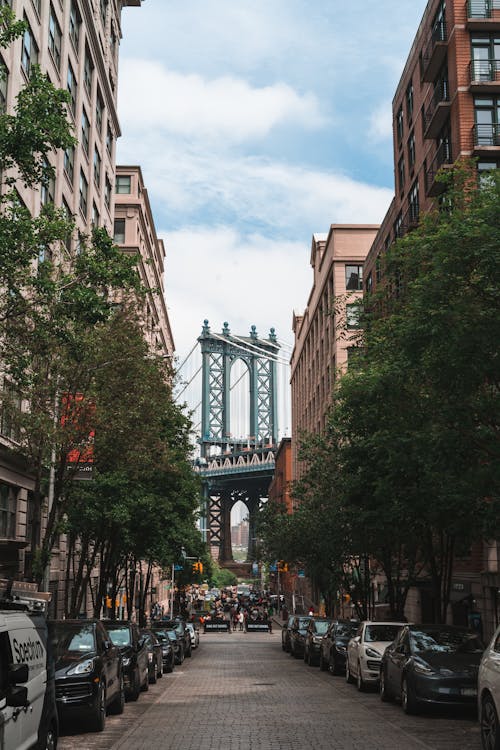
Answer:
xmin=148 ymin=653 xmax=153 ymax=663
xmin=414 ymin=661 xmax=435 ymax=675
xmin=337 ymin=646 xmax=346 ymax=653
xmin=122 ymin=656 xmax=131 ymax=667
xmin=365 ymin=648 xmax=381 ymax=659
xmin=313 ymin=636 xmax=322 ymax=644
xmin=67 ymin=658 xmax=95 ymax=675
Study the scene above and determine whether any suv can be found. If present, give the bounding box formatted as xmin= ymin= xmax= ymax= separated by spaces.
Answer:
xmin=102 ymin=620 xmax=149 ymax=701
xmin=319 ymin=619 xmax=360 ymax=674
xmin=50 ymin=619 xmax=124 ymax=731
xmin=304 ymin=618 xmax=332 ymax=666
xmin=161 ymin=619 xmax=192 ymax=658
xmin=0 ymin=582 xmax=58 ymax=750
xmin=289 ymin=615 xmax=312 ymax=658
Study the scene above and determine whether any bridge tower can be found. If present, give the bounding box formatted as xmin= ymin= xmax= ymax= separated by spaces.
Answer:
xmin=197 ymin=320 xmax=279 ymax=565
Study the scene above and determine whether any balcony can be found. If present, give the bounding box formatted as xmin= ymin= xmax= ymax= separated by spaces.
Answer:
xmin=395 ymin=205 xmax=420 ymax=240
xmin=423 ymin=84 xmax=451 ymax=139
xmin=472 ymin=123 xmax=500 ymax=153
xmin=466 ymin=0 xmax=500 ymax=29
xmin=469 ymin=59 xmax=500 ymax=91
xmin=421 ymin=20 xmax=448 ymax=82
xmin=425 ymin=143 xmax=454 ymax=196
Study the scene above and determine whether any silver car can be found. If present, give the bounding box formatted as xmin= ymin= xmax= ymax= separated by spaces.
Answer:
xmin=186 ymin=622 xmax=200 ymax=649
xmin=478 ymin=624 xmax=500 ymax=750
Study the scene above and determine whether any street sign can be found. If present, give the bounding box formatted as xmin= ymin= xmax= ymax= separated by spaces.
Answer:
xmin=174 ymin=564 xmax=184 ymax=571
xmin=298 ymin=570 xmax=305 ymax=578
xmin=269 ymin=564 xmax=277 ymax=572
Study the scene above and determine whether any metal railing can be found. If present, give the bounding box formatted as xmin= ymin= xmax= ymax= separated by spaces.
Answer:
xmin=469 ymin=59 xmax=500 ymax=83
xmin=423 ymin=82 xmax=450 ymax=132
xmin=467 ymin=0 xmax=500 ymax=19
xmin=421 ymin=20 xmax=447 ymax=72
xmin=425 ymin=143 xmax=454 ymax=193
xmin=473 ymin=123 xmax=500 ymax=146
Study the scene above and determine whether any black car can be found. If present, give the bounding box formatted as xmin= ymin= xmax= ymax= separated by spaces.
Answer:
xmin=141 ymin=629 xmax=164 ymax=684
xmin=380 ymin=624 xmax=484 ymax=714
xmin=281 ymin=615 xmax=295 ymax=652
xmin=319 ymin=619 xmax=360 ymax=674
xmin=150 ymin=627 xmax=176 ymax=672
xmin=161 ymin=618 xmax=192 ymax=658
xmin=304 ymin=618 xmax=332 ymax=666
xmin=102 ymin=620 xmax=149 ymax=701
xmin=289 ymin=616 xmax=312 ymax=658
xmin=164 ymin=628 xmax=184 ymax=664
xmin=50 ymin=619 xmax=124 ymax=732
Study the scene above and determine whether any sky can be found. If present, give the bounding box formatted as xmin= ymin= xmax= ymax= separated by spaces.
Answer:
xmin=117 ymin=0 xmax=428 ymax=370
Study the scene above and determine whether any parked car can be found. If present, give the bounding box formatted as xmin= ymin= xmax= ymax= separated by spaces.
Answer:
xmin=50 ymin=619 xmax=124 ymax=732
xmin=380 ymin=624 xmax=484 ymax=714
xmin=478 ymin=623 xmax=500 ymax=748
xmin=140 ymin=629 xmax=163 ymax=683
xmin=186 ymin=622 xmax=200 ymax=649
xmin=164 ymin=628 xmax=185 ymax=664
xmin=102 ymin=620 xmax=149 ymax=701
xmin=150 ymin=627 xmax=175 ymax=672
xmin=281 ymin=615 xmax=296 ymax=653
xmin=161 ymin=618 xmax=192 ymax=658
xmin=319 ymin=619 xmax=360 ymax=674
xmin=346 ymin=621 xmax=406 ymax=691
xmin=289 ymin=616 xmax=312 ymax=658
xmin=304 ymin=618 xmax=332 ymax=666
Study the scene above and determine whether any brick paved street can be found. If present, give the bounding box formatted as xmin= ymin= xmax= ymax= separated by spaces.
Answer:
xmin=58 ymin=629 xmax=481 ymax=750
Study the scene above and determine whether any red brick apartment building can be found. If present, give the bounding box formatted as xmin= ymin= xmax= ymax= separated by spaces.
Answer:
xmin=365 ymin=0 xmax=500 ymax=290
xmin=363 ymin=0 xmax=500 ymax=637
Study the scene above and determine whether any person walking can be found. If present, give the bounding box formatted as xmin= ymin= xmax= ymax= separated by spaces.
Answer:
xmin=238 ymin=611 xmax=245 ymax=631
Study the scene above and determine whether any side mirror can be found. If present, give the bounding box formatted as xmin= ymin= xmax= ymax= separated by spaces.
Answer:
xmin=7 ymin=685 xmax=28 ymax=708
xmin=103 ymin=640 xmax=113 ymax=652
xmin=137 ymin=636 xmax=147 ymax=650
xmin=10 ymin=664 xmax=29 ymax=685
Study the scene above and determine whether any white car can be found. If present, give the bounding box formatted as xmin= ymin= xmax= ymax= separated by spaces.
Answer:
xmin=186 ymin=622 xmax=200 ymax=649
xmin=346 ymin=621 xmax=406 ymax=691
xmin=478 ymin=623 xmax=500 ymax=750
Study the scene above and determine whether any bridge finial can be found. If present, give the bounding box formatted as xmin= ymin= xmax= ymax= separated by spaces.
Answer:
xmin=202 ymin=319 xmax=210 ymax=335
xmin=269 ymin=327 xmax=277 ymax=342
xmin=250 ymin=325 xmax=258 ymax=339
xmin=222 ymin=321 xmax=230 ymax=336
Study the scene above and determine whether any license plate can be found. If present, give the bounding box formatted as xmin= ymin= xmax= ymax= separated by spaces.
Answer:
xmin=461 ymin=688 xmax=477 ymax=697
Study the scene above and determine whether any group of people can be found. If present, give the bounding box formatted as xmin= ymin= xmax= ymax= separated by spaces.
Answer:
xmin=191 ymin=587 xmax=276 ymax=633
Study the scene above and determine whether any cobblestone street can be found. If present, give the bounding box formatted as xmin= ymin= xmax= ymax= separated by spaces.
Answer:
xmin=58 ymin=629 xmax=480 ymax=750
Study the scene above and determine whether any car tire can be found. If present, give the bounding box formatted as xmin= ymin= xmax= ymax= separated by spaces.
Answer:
xmin=38 ymin=723 xmax=57 ymax=750
xmin=186 ymin=645 xmax=192 ymax=658
xmin=109 ymin=673 xmax=125 ymax=715
xmin=481 ymin=693 xmax=500 ymax=750
xmin=149 ymin=665 xmax=157 ymax=684
xmin=303 ymin=648 xmax=308 ymax=663
xmin=319 ymin=652 xmax=327 ymax=672
xmin=346 ymin=660 xmax=355 ymax=684
xmin=401 ymin=677 xmax=419 ymax=715
xmin=380 ymin=669 xmax=392 ymax=702
xmin=356 ymin=662 xmax=366 ymax=692
xmin=157 ymin=658 xmax=163 ymax=678
xmin=127 ymin=668 xmax=140 ymax=702
xmin=165 ymin=659 xmax=174 ymax=674
xmin=141 ymin=670 xmax=149 ymax=691
xmin=89 ymin=681 xmax=106 ymax=732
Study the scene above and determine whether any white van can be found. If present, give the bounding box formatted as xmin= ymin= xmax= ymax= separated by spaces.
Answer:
xmin=0 ymin=582 xmax=58 ymax=750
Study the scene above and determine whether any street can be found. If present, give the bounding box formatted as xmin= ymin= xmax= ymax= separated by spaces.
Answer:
xmin=58 ymin=628 xmax=480 ymax=750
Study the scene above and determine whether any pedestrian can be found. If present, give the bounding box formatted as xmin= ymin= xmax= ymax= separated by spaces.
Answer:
xmin=238 ymin=611 xmax=245 ymax=631
xmin=308 ymin=605 xmax=314 ymax=616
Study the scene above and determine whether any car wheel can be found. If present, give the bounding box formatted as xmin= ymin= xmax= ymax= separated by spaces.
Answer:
xmin=141 ymin=669 xmax=149 ymax=691
xmin=346 ymin=659 xmax=355 ymax=684
xmin=149 ymin=664 xmax=157 ymax=684
xmin=401 ymin=677 xmax=419 ymax=715
xmin=356 ymin=662 xmax=366 ymax=692
xmin=89 ymin=681 xmax=106 ymax=732
xmin=127 ymin=668 xmax=140 ymax=702
xmin=186 ymin=644 xmax=192 ymax=657
xmin=165 ymin=658 xmax=174 ymax=674
xmin=380 ymin=669 xmax=392 ymax=702
xmin=481 ymin=693 xmax=500 ymax=750
xmin=109 ymin=673 xmax=125 ymax=715
xmin=38 ymin=723 xmax=57 ymax=750
xmin=319 ymin=652 xmax=327 ymax=672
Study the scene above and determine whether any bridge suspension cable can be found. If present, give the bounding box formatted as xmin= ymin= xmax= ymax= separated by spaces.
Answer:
xmin=174 ymin=364 xmax=203 ymax=401
xmin=210 ymin=332 xmax=290 ymax=366
xmin=175 ymin=341 xmax=199 ymax=373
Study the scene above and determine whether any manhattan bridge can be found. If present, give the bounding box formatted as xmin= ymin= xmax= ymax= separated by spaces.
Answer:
xmin=174 ymin=320 xmax=292 ymax=571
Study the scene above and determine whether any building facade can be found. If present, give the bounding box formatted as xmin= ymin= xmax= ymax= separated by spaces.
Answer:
xmin=290 ymin=225 xmax=378 ymax=480
xmin=0 ymin=0 xmax=143 ymax=599
xmin=364 ymin=0 xmax=500 ymax=290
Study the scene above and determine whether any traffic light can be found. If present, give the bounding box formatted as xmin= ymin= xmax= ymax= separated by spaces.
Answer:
xmin=192 ymin=562 xmax=198 ymax=574
xmin=191 ymin=561 xmax=204 ymax=574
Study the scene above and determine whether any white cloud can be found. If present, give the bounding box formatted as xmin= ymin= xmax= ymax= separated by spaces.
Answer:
xmin=369 ymin=101 xmax=393 ymax=142
xmin=118 ymin=60 xmax=325 ymax=143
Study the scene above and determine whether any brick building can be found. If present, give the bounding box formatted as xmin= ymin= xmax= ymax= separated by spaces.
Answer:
xmin=0 ymin=0 xmax=144 ymax=598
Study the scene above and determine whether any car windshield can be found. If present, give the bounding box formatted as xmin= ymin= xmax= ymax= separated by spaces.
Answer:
xmin=166 ymin=631 xmax=177 ymax=642
xmin=152 ymin=630 xmax=170 ymax=644
xmin=313 ymin=621 xmax=330 ymax=635
xmin=51 ymin=623 xmax=96 ymax=655
xmin=364 ymin=624 xmax=402 ymax=643
xmin=410 ymin=628 xmax=484 ymax=655
xmin=336 ymin=622 xmax=358 ymax=638
xmin=106 ymin=626 xmax=131 ymax=647
xmin=297 ymin=617 xmax=311 ymax=628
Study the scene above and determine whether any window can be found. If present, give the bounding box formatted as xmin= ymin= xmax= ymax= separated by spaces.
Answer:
xmin=67 ymin=62 xmax=77 ymax=115
xmin=0 ymin=58 xmax=8 ymax=112
xmin=83 ymin=47 xmax=93 ymax=95
xmin=92 ymin=203 xmax=99 ymax=227
xmin=478 ymin=160 xmax=500 ymax=186
xmin=41 ymin=169 xmax=55 ymax=206
xmin=95 ymin=90 xmax=103 ymax=134
xmin=0 ymin=484 xmax=16 ymax=539
xmin=106 ymin=123 xmax=113 ymax=155
xmin=345 ymin=264 xmax=363 ymax=291
xmin=474 ymin=96 xmax=500 ymax=145
xmin=48 ymin=6 xmax=61 ymax=70
xmin=346 ymin=303 xmax=361 ymax=329
xmin=0 ymin=381 xmax=21 ymax=443
xmin=32 ymin=0 xmax=41 ymax=14
xmin=69 ymin=0 xmax=81 ymax=52
xmin=105 ymin=175 xmax=112 ymax=210
xmin=376 ymin=254 xmax=382 ymax=283
xmin=406 ymin=81 xmax=414 ymax=121
xmin=93 ymin=146 xmax=101 ymax=188
xmin=398 ymin=155 xmax=405 ymax=194
xmin=409 ymin=179 xmax=420 ymax=223
xmin=394 ymin=211 xmax=403 ymax=238
xmin=365 ymin=271 xmax=373 ymax=295
xmin=115 ymin=174 xmax=131 ymax=194
xmin=21 ymin=21 xmax=38 ymax=77
xmin=100 ymin=0 xmax=108 ymax=27
xmin=81 ymin=108 xmax=90 ymax=154
xmin=62 ymin=198 xmax=73 ymax=250
xmin=408 ymin=132 xmax=416 ymax=171
xmin=110 ymin=26 xmax=117 ymax=60
xmin=64 ymin=145 xmax=74 ymax=181
xmin=396 ymin=105 xmax=404 ymax=143
xmin=113 ymin=218 xmax=125 ymax=243
xmin=79 ymin=170 xmax=88 ymax=217
xmin=471 ymin=34 xmax=500 ymax=82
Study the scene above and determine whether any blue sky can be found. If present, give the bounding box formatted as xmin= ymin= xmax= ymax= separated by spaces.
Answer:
xmin=117 ymin=0 xmax=428 ymax=361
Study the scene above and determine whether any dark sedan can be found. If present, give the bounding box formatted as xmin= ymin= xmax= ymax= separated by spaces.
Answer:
xmin=380 ymin=624 xmax=484 ymax=714
xmin=102 ymin=620 xmax=149 ymax=701
xmin=289 ymin=616 xmax=312 ymax=658
xmin=164 ymin=629 xmax=184 ymax=664
xmin=319 ymin=619 xmax=360 ymax=674
xmin=141 ymin=629 xmax=164 ymax=684
xmin=150 ymin=627 xmax=175 ymax=672
xmin=304 ymin=618 xmax=332 ymax=666
xmin=50 ymin=619 xmax=124 ymax=732
xmin=281 ymin=615 xmax=295 ymax=653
